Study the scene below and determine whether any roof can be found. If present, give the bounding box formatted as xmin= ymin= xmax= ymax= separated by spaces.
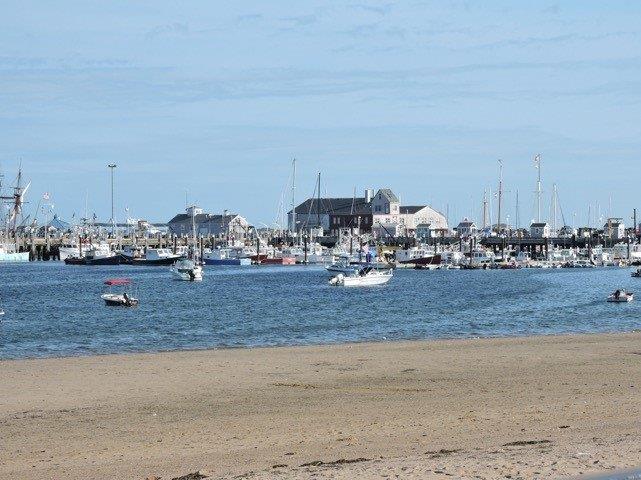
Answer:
xmin=416 ymin=223 xmax=432 ymax=228
xmin=530 ymin=222 xmax=548 ymax=227
xmin=168 ymin=213 xmax=239 ymax=224
xmin=399 ymin=206 xmax=425 ymax=214
xmin=375 ymin=189 xmax=399 ymax=203
xmin=456 ymin=221 xmax=476 ymax=227
xmin=291 ymin=197 xmax=369 ymax=216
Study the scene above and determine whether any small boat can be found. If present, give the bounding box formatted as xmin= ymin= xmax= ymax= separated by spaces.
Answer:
xmin=0 ymin=309 xmax=4 ymax=317
xmin=329 ymin=267 xmax=393 ymax=287
xmin=101 ymin=278 xmax=139 ymax=306
xmin=203 ymin=248 xmax=251 ymax=266
xmin=632 ymin=268 xmax=641 ymax=278
xmin=170 ymin=258 xmax=204 ymax=281
xmin=607 ymin=289 xmax=634 ymax=303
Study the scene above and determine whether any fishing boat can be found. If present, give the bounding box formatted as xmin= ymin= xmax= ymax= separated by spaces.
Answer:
xmin=65 ymin=242 xmax=121 ymax=265
xmin=329 ymin=267 xmax=393 ymax=287
xmin=395 ymin=245 xmax=441 ymax=266
xmin=131 ymin=247 xmax=183 ymax=266
xmin=170 ymin=258 xmax=203 ymax=281
xmin=0 ymin=166 xmax=31 ymax=263
xmin=203 ymin=247 xmax=251 ymax=266
xmin=101 ymin=278 xmax=139 ymax=306
xmin=607 ymin=289 xmax=634 ymax=303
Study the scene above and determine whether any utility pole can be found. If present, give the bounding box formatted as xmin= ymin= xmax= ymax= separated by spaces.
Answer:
xmin=107 ymin=164 xmax=117 ymax=237
xmin=534 ymin=154 xmax=542 ymax=222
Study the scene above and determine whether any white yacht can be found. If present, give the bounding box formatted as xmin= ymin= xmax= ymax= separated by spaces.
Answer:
xmin=329 ymin=267 xmax=393 ymax=287
xmin=170 ymin=258 xmax=204 ymax=281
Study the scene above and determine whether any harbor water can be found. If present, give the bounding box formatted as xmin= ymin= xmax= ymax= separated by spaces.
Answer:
xmin=1 ymin=263 xmax=640 ymax=359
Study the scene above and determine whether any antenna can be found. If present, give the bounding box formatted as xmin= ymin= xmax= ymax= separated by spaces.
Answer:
xmin=291 ymin=158 xmax=296 ymax=235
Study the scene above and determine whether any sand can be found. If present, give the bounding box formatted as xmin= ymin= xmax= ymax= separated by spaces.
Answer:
xmin=1 ymin=333 xmax=641 ymax=479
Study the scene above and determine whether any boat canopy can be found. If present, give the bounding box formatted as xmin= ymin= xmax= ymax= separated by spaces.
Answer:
xmin=104 ymin=278 xmax=132 ymax=286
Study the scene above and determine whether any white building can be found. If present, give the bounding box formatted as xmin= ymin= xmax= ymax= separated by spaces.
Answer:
xmin=455 ymin=218 xmax=477 ymax=238
xmin=603 ymin=218 xmax=625 ymax=240
xmin=530 ymin=222 xmax=551 ymax=239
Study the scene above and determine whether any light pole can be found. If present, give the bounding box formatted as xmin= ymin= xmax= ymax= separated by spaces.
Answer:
xmin=107 ymin=164 xmax=117 ymax=237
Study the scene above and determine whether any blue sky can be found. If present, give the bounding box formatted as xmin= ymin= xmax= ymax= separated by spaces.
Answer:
xmin=2 ymin=1 xmax=641 ymax=228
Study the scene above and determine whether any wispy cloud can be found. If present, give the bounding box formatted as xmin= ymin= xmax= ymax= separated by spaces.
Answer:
xmin=145 ymin=22 xmax=189 ymax=39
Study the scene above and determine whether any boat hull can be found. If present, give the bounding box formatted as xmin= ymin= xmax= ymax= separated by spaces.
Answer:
xmin=0 ymin=251 xmax=30 ymax=263
xmin=203 ymin=258 xmax=251 ymax=266
xmin=261 ymin=257 xmax=296 ymax=265
xmin=132 ymin=256 xmax=183 ymax=266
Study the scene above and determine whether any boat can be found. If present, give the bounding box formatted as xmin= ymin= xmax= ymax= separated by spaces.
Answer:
xmin=65 ymin=242 xmax=121 ymax=265
xmin=329 ymin=267 xmax=393 ymax=287
xmin=101 ymin=278 xmax=139 ymax=306
xmin=170 ymin=258 xmax=204 ymax=281
xmin=632 ymin=268 xmax=641 ymax=278
xmin=203 ymin=247 xmax=251 ymax=266
xmin=131 ymin=248 xmax=184 ymax=266
xmin=607 ymin=289 xmax=634 ymax=303
xmin=0 ymin=243 xmax=29 ymax=262
xmin=395 ymin=245 xmax=441 ymax=265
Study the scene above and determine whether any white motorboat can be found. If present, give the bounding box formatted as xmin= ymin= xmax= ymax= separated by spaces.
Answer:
xmin=329 ymin=267 xmax=393 ymax=287
xmin=101 ymin=279 xmax=139 ymax=306
xmin=607 ymin=289 xmax=634 ymax=303
xmin=0 ymin=243 xmax=29 ymax=263
xmin=170 ymin=258 xmax=203 ymax=281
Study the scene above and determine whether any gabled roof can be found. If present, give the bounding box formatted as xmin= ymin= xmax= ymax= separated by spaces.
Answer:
xmin=168 ymin=213 xmax=240 ymax=224
xmin=399 ymin=206 xmax=425 ymax=214
xmin=375 ymin=189 xmax=399 ymax=203
xmin=456 ymin=221 xmax=476 ymax=227
xmin=530 ymin=222 xmax=548 ymax=227
xmin=291 ymin=197 xmax=369 ymax=216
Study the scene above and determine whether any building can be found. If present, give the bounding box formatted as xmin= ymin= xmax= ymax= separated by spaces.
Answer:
xmin=530 ymin=222 xmax=550 ymax=239
xmin=289 ymin=188 xmax=447 ymax=237
xmin=603 ymin=218 xmax=625 ymax=240
xmin=168 ymin=206 xmax=251 ymax=239
xmin=454 ymin=218 xmax=477 ymax=238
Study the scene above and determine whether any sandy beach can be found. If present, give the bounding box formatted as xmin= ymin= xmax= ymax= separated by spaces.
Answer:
xmin=2 ymin=333 xmax=641 ymax=479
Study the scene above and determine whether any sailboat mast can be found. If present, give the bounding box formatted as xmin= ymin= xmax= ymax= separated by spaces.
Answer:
xmin=552 ymin=183 xmax=558 ymax=235
xmin=291 ymin=158 xmax=296 ymax=237
xmin=316 ymin=172 xmax=321 ymax=229
xmin=497 ymin=159 xmax=503 ymax=234
xmin=482 ymin=190 xmax=488 ymax=230
xmin=534 ymin=154 xmax=541 ymax=223
xmin=515 ymin=189 xmax=520 ymax=232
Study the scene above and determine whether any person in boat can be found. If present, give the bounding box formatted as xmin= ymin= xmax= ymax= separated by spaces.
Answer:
xmin=123 ymin=292 xmax=131 ymax=306
xmin=614 ymin=290 xmax=621 ymax=299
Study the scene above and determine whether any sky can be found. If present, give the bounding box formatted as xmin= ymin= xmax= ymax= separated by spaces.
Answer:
xmin=1 ymin=1 xmax=641 ymax=228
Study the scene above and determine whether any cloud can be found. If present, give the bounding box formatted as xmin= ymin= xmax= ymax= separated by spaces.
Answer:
xmin=236 ymin=14 xmax=263 ymax=24
xmin=281 ymin=14 xmax=318 ymax=27
xmin=145 ymin=22 xmax=189 ymax=39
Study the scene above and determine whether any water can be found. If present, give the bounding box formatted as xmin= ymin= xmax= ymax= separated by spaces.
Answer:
xmin=1 ymin=263 xmax=640 ymax=359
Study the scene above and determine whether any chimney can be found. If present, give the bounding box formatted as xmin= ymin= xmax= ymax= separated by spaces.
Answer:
xmin=365 ymin=189 xmax=374 ymax=203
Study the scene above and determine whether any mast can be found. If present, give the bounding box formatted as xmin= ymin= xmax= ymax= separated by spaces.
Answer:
xmin=291 ymin=158 xmax=296 ymax=237
xmin=515 ymin=189 xmax=520 ymax=232
xmin=482 ymin=190 xmax=488 ymax=230
xmin=534 ymin=154 xmax=542 ymax=222
xmin=316 ymin=172 xmax=321 ymax=230
xmin=552 ymin=183 xmax=558 ymax=236
xmin=497 ymin=159 xmax=503 ymax=234
xmin=107 ymin=164 xmax=117 ymax=237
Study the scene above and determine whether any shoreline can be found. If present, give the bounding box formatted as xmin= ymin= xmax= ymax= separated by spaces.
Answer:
xmin=2 ymin=331 xmax=641 ymax=479
xmin=3 ymin=327 xmax=641 ymax=363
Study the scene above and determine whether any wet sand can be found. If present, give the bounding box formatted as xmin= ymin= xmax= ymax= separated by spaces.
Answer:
xmin=2 ymin=333 xmax=641 ymax=479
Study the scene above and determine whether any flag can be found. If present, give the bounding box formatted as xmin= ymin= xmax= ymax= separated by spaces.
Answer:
xmin=43 ymin=192 xmax=50 ymax=200
xmin=534 ymin=154 xmax=541 ymax=168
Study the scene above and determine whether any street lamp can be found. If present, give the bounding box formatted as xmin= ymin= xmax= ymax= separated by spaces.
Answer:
xmin=107 ymin=164 xmax=117 ymax=237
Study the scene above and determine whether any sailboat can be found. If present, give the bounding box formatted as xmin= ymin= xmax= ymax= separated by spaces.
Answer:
xmin=170 ymin=205 xmax=203 ymax=281
xmin=0 ymin=166 xmax=30 ymax=262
